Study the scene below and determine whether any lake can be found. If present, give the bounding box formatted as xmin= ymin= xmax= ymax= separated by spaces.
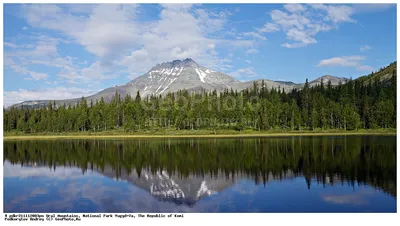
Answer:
xmin=3 ymin=135 xmax=396 ymax=213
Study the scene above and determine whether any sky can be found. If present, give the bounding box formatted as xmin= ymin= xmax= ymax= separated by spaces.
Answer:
xmin=3 ymin=3 xmax=397 ymax=107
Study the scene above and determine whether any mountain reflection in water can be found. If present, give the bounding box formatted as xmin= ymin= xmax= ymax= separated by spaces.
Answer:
xmin=3 ymin=136 xmax=396 ymax=212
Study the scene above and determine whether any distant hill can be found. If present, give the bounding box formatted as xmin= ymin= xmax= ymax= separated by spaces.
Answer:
xmin=355 ymin=61 xmax=397 ymax=85
xmin=309 ymin=75 xmax=348 ymax=87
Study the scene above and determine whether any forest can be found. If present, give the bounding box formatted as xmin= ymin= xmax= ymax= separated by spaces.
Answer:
xmin=3 ymin=62 xmax=397 ymax=133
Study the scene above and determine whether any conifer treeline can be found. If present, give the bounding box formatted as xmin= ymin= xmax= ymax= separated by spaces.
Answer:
xmin=4 ymin=68 xmax=396 ymax=133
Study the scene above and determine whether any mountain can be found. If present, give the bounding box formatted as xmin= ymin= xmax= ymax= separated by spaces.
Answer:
xmin=126 ymin=58 xmax=240 ymax=97
xmin=309 ymin=75 xmax=348 ymax=87
xmin=9 ymin=58 xmax=349 ymax=109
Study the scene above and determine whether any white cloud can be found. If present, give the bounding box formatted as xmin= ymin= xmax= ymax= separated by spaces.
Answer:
xmin=6 ymin=35 xmax=61 ymax=58
xmin=241 ymin=32 xmax=267 ymax=40
xmin=25 ymin=56 xmax=118 ymax=84
xmin=116 ymin=4 xmax=250 ymax=74
xmin=56 ymin=61 xmax=118 ymax=84
xmin=281 ymin=43 xmax=307 ymax=48
xmin=22 ymin=26 xmax=28 ymax=30
xmin=230 ymin=67 xmax=258 ymax=78
xmin=194 ymin=8 xmax=230 ymax=33
xmin=57 ymin=67 xmax=82 ymax=84
xmin=270 ymin=9 xmax=310 ymax=30
xmin=284 ymin=4 xmax=307 ymax=13
xmin=281 ymin=28 xmax=317 ymax=48
xmin=25 ymin=71 xmax=48 ymax=81
xmin=4 ymin=42 xmax=17 ymax=48
xmin=9 ymin=64 xmax=30 ymax=74
xmin=81 ymin=61 xmax=115 ymax=81
xmin=246 ymin=48 xmax=259 ymax=54
xmin=318 ymin=55 xmax=364 ymax=67
xmin=32 ymin=44 xmax=58 ymax=56
xmin=22 ymin=4 xmax=138 ymax=62
xmin=67 ymin=3 xmax=96 ymax=14
xmin=4 ymin=87 xmax=100 ymax=107
xmin=34 ymin=58 xmax=70 ymax=68
xmin=245 ymin=60 xmax=251 ymax=64
xmin=360 ymin=45 xmax=371 ymax=52
xmin=356 ymin=65 xmax=374 ymax=71
xmin=21 ymin=3 xmax=251 ymax=76
xmin=317 ymin=55 xmax=373 ymax=71
xmin=4 ymin=57 xmax=16 ymax=66
xmin=257 ymin=22 xmax=280 ymax=33
xmin=5 ymin=57 xmax=49 ymax=81
xmin=4 ymin=38 xmax=93 ymax=84
xmin=76 ymin=5 xmax=139 ymax=62
xmin=235 ymin=4 xmax=353 ymax=48
xmin=320 ymin=5 xmax=355 ymax=23
xmin=4 ymin=161 xmax=97 ymax=179
xmin=249 ymin=4 xmax=360 ymax=48
xmin=5 ymin=29 xmax=124 ymax=86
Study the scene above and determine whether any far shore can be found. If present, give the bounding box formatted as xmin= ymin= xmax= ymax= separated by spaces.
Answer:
xmin=3 ymin=129 xmax=396 ymax=140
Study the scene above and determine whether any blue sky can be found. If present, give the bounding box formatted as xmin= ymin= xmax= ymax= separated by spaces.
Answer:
xmin=3 ymin=3 xmax=397 ymax=106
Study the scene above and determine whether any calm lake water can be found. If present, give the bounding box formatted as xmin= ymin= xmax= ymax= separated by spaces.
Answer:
xmin=3 ymin=136 xmax=396 ymax=213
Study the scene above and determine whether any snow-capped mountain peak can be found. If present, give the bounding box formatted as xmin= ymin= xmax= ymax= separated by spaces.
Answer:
xmin=127 ymin=58 xmax=239 ymax=97
xmin=147 ymin=58 xmax=217 ymax=83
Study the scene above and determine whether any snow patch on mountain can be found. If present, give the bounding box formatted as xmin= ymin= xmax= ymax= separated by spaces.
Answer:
xmin=195 ymin=68 xmax=207 ymax=83
xmin=205 ymin=69 xmax=214 ymax=73
xmin=159 ymin=78 xmax=177 ymax=94
xmin=149 ymin=67 xmax=183 ymax=77
xmin=149 ymin=172 xmax=187 ymax=199
xmin=196 ymin=181 xmax=217 ymax=198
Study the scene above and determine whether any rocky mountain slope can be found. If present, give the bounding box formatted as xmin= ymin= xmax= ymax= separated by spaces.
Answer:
xmin=356 ymin=61 xmax=396 ymax=85
xmin=10 ymin=58 xmax=349 ymax=109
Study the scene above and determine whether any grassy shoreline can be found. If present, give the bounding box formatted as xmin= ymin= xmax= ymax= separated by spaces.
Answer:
xmin=3 ymin=129 xmax=396 ymax=140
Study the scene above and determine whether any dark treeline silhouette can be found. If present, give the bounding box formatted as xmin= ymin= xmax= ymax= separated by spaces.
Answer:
xmin=3 ymin=62 xmax=396 ymax=133
xmin=4 ymin=136 xmax=396 ymax=197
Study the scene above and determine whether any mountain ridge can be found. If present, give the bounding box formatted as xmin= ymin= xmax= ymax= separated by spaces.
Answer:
xmin=9 ymin=58 xmax=353 ymax=109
